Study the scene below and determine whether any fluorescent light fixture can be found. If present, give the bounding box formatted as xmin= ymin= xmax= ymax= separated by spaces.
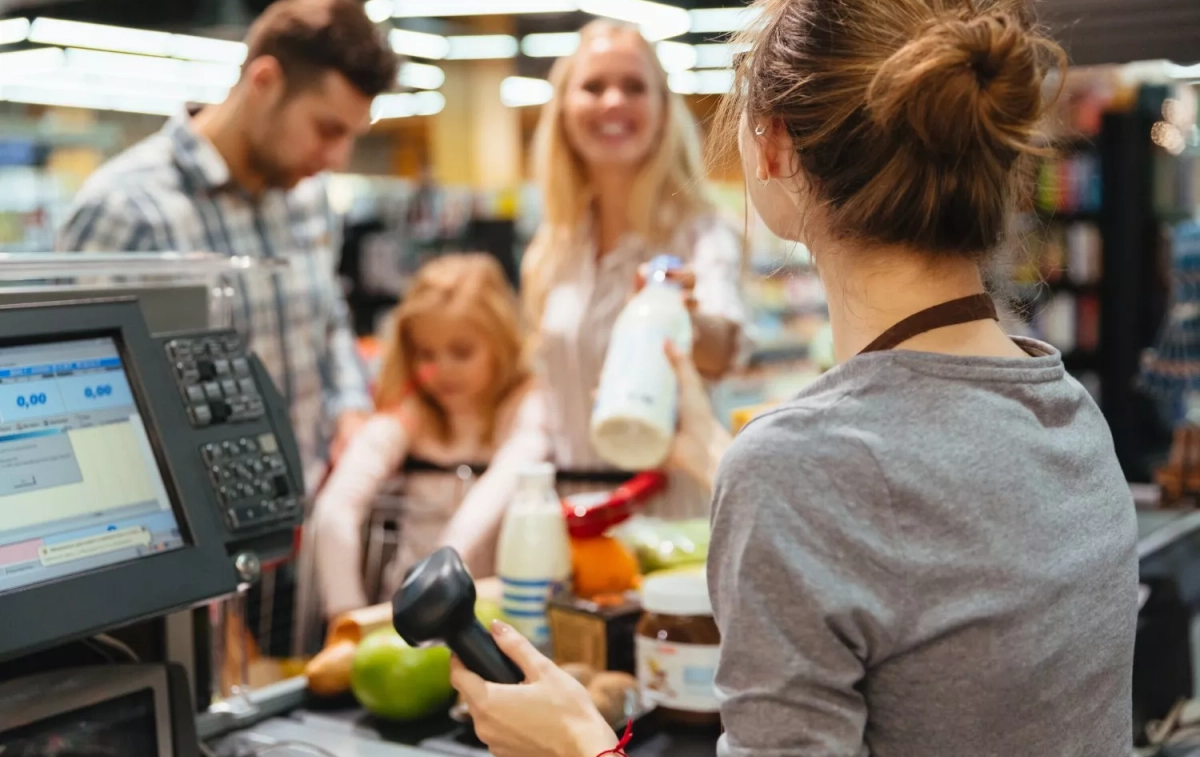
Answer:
xmin=0 ymin=77 xmax=184 ymax=116
xmin=391 ymin=0 xmax=577 ymax=16
xmin=412 ymin=90 xmax=446 ymax=115
xmin=28 ymin=18 xmax=247 ymax=64
xmin=693 ymin=42 xmax=747 ymax=69
xmin=445 ymin=34 xmax=519 ymax=60
xmin=30 ymin=18 xmax=170 ymax=56
xmin=0 ymin=18 xmax=30 ymax=46
xmin=170 ymin=35 xmax=246 ymax=65
xmin=398 ymin=61 xmax=445 ymax=89
xmin=500 ymin=75 xmax=553 ymax=107
xmin=389 ymin=28 xmax=450 ymax=59
xmin=63 ymin=49 xmax=239 ymax=89
xmin=668 ymin=68 xmax=733 ymax=95
xmin=364 ymin=0 xmax=393 ymax=22
xmin=371 ymin=90 xmax=446 ymax=120
xmin=521 ymin=32 xmax=580 ymax=58
xmin=1167 ymin=62 xmax=1200 ymax=81
xmin=579 ymin=0 xmax=689 ymax=41
xmin=688 ymin=6 xmax=761 ymax=34
xmin=0 ymin=47 xmax=65 ymax=79
xmin=656 ymin=41 xmax=696 ymax=72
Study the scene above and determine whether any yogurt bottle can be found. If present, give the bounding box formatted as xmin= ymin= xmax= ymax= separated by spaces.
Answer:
xmin=590 ymin=255 xmax=694 ymax=470
xmin=495 ymin=462 xmax=571 ymax=647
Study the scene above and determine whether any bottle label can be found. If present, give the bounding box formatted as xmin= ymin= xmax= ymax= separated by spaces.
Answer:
xmin=635 ymin=636 xmax=719 ymax=713
xmin=500 ymin=576 xmax=562 ymax=646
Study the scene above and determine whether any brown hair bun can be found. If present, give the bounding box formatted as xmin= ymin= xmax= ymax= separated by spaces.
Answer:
xmin=867 ymin=11 xmax=1044 ymax=158
xmin=712 ymin=0 xmax=1067 ymax=260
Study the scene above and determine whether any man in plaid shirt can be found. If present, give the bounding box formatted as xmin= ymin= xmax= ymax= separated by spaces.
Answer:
xmin=57 ymin=0 xmax=398 ymax=492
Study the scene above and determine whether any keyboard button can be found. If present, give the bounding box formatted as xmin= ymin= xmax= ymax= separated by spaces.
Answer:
xmin=190 ymin=404 xmax=212 ymax=426
xmin=209 ymin=400 xmax=232 ymax=423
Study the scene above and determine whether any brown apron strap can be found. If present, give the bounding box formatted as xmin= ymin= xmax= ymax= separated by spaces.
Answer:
xmin=859 ymin=293 xmax=999 ymax=355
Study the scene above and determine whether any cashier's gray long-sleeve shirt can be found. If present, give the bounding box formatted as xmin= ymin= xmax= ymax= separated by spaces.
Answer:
xmin=708 ymin=337 xmax=1137 ymax=757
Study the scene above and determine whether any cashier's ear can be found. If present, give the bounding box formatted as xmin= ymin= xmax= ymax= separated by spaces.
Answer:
xmin=491 ymin=621 xmax=553 ymax=680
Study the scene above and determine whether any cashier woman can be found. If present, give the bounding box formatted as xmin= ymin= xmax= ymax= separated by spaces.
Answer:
xmin=451 ymin=1 xmax=1139 ymax=756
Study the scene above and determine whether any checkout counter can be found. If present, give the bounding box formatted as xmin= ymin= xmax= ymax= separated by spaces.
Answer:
xmin=0 ymin=253 xmax=1196 ymax=756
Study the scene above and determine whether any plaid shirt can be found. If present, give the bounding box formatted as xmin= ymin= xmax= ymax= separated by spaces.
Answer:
xmin=56 ymin=109 xmax=373 ymax=491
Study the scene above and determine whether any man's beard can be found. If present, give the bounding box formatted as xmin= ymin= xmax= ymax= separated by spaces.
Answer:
xmin=247 ymin=145 xmax=295 ymax=189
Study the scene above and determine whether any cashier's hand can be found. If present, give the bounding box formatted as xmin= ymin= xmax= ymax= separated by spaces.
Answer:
xmin=665 ymin=341 xmax=731 ymax=492
xmin=450 ymin=621 xmax=618 ymax=757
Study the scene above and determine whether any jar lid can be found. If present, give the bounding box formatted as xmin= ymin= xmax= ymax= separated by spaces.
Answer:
xmin=640 ymin=569 xmax=712 ymax=617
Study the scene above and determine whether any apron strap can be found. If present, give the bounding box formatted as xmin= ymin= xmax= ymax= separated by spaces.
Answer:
xmin=859 ymin=293 xmax=999 ymax=355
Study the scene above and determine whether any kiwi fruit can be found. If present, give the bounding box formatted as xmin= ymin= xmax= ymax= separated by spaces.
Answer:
xmin=587 ymin=671 xmax=638 ymax=725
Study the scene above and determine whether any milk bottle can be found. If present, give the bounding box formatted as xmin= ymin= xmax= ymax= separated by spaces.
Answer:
xmin=590 ymin=255 xmax=694 ymax=470
xmin=495 ymin=462 xmax=571 ymax=647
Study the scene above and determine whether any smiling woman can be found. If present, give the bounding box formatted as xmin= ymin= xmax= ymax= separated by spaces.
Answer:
xmin=502 ymin=18 xmax=752 ymax=523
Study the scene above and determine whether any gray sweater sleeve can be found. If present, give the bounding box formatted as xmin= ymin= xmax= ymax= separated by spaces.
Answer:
xmin=707 ymin=410 xmax=906 ymax=757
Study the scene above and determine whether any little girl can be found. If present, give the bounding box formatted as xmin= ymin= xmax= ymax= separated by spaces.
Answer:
xmin=311 ymin=253 xmax=543 ymax=620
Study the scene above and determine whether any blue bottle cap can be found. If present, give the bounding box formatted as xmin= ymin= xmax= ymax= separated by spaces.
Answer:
xmin=648 ymin=255 xmax=684 ymax=273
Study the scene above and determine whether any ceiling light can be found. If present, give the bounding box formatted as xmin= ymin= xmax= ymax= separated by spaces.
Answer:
xmin=0 ymin=47 xmax=66 ymax=79
xmin=0 ymin=78 xmax=185 ymax=117
xmin=390 ymin=0 xmax=577 ymax=16
xmin=521 ymin=32 xmax=580 ymax=58
xmin=371 ymin=90 xmax=446 ymax=121
xmin=500 ymin=76 xmax=553 ymax=107
xmin=170 ymin=35 xmax=246 ymax=65
xmin=445 ymin=35 xmax=519 ymax=60
xmin=62 ymin=49 xmax=239 ymax=89
xmin=364 ymin=0 xmax=393 ymax=22
xmin=413 ymin=90 xmax=446 ymax=115
xmin=30 ymin=18 xmax=170 ymax=56
xmin=0 ymin=18 xmax=30 ymax=46
xmin=28 ymin=18 xmax=246 ymax=64
xmin=668 ymin=68 xmax=733 ymax=95
xmin=398 ymin=61 xmax=445 ymax=89
xmin=693 ymin=42 xmax=747 ymax=69
xmin=656 ymin=41 xmax=696 ymax=72
xmin=579 ymin=0 xmax=689 ymax=41
xmin=688 ymin=7 xmax=761 ymax=34
xmin=389 ymin=28 xmax=450 ymax=60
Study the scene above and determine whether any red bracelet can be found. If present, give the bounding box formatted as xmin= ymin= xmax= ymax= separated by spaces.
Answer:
xmin=596 ymin=720 xmax=634 ymax=757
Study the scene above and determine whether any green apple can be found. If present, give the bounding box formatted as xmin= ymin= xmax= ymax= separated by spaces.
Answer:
xmin=350 ymin=628 xmax=453 ymax=722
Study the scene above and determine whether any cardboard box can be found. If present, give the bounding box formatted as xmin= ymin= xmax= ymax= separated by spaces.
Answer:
xmin=547 ymin=590 xmax=642 ymax=674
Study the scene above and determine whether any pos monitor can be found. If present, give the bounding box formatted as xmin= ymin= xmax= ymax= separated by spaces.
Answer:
xmin=0 ymin=299 xmax=240 ymax=663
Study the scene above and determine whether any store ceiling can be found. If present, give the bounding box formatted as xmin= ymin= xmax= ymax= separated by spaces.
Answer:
xmin=0 ymin=0 xmax=1196 ymax=66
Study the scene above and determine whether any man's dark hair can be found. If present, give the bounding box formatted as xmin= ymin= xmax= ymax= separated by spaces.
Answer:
xmin=243 ymin=0 xmax=399 ymax=98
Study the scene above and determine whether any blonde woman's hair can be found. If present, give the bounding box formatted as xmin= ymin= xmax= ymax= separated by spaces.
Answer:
xmin=376 ymin=253 xmax=527 ymax=444
xmin=522 ymin=19 xmax=714 ymax=333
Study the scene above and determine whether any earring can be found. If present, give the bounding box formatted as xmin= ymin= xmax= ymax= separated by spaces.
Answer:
xmin=754 ymin=124 xmax=766 ymax=137
xmin=757 ymin=175 xmax=771 ymax=187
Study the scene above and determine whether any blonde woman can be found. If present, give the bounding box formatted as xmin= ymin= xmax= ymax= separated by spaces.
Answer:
xmin=519 ymin=19 xmax=749 ymax=520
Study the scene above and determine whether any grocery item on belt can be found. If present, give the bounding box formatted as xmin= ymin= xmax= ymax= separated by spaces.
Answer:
xmin=613 ymin=515 xmax=710 ymax=574
xmin=496 ymin=462 xmax=572 ymax=647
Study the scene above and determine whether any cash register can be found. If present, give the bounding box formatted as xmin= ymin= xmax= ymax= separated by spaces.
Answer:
xmin=0 ymin=296 xmax=305 ymax=756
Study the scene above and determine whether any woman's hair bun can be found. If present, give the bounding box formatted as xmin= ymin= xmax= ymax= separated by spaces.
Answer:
xmin=867 ymin=10 xmax=1046 ymax=159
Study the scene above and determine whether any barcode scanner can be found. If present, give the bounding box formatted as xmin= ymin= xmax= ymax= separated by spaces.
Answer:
xmin=392 ymin=546 xmax=524 ymax=685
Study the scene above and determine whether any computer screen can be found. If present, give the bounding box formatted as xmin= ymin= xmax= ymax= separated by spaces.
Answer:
xmin=0 ymin=336 xmax=184 ymax=596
